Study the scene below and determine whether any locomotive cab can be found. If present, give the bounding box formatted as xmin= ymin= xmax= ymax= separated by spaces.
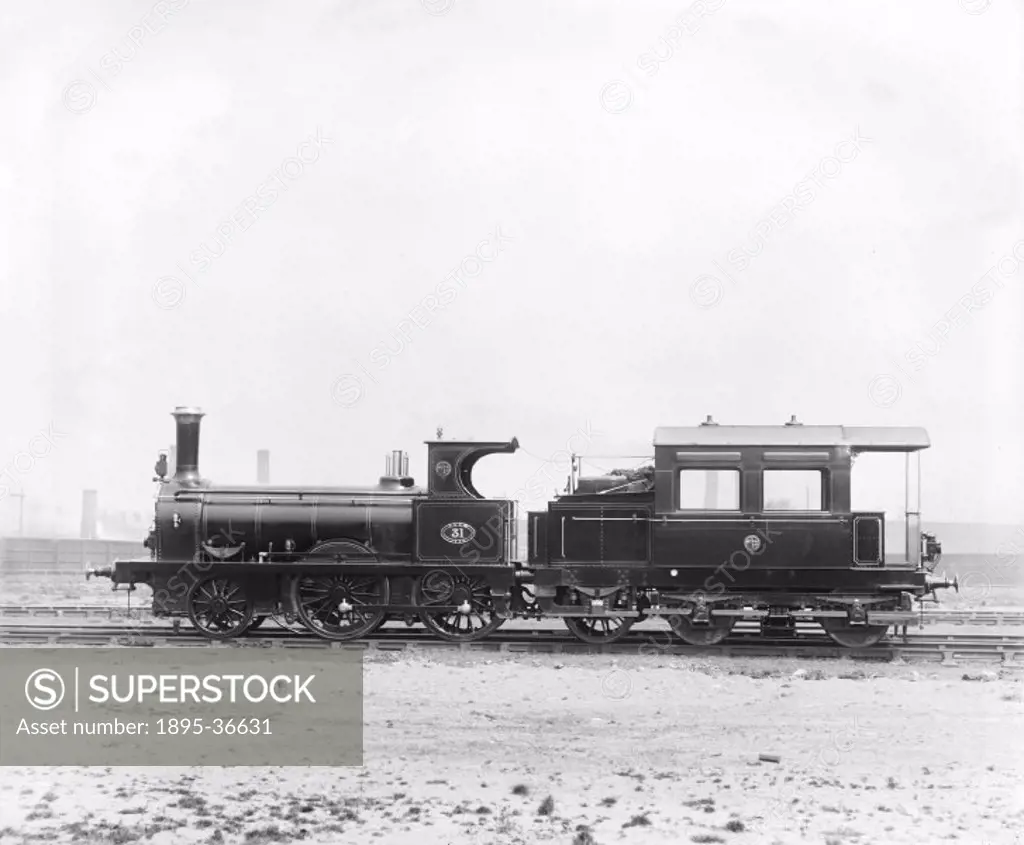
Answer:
xmin=649 ymin=417 xmax=938 ymax=573
xmin=414 ymin=436 xmax=521 ymax=566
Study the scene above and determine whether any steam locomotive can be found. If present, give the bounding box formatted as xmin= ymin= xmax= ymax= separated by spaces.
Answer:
xmin=89 ymin=408 xmax=956 ymax=648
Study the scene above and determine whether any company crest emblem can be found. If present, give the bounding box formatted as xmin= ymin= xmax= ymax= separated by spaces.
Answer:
xmin=435 ymin=460 xmax=452 ymax=478
xmin=441 ymin=522 xmax=475 ymax=545
xmin=743 ymin=534 xmax=763 ymax=554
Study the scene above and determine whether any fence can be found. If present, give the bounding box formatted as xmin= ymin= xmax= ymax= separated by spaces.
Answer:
xmin=0 ymin=537 xmax=147 ymax=577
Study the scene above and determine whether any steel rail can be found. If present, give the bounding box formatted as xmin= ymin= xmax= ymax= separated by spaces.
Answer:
xmin=2 ymin=604 xmax=1023 ymax=626
xmin=1 ymin=622 xmax=1022 ymax=666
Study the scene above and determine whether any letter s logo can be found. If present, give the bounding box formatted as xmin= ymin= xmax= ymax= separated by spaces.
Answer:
xmin=25 ymin=669 xmax=65 ymax=710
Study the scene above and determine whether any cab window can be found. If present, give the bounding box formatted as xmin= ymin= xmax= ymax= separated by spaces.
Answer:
xmin=763 ymin=469 xmax=825 ymax=511
xmin=678 ymin=470 xmax=740 ymax=510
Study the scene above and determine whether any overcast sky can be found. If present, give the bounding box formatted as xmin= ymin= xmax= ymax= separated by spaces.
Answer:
xmin=1 ymin=0 xmax=1021 ymax=536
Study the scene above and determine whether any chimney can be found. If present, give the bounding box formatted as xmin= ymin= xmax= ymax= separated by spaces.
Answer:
xmin=257 ymin=449 xmax=270 ymax=484
xmin=80 ymin=489 xmax=98 ymax=540
xmin=172 ymin=406 xmax=205 ymax=487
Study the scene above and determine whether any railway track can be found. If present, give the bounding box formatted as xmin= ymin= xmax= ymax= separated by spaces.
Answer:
xmin=2 ymin=604 xmax=1023 ymax=626
xmin=2 ymin=620 xmax=1022 ymax=666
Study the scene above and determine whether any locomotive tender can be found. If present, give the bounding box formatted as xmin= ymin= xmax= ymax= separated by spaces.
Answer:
xmin=90 ymin=408 xmax=955 ymax=648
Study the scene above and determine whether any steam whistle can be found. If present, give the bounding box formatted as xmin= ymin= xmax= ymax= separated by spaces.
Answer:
xmin=153 ymin=452 xmax=169 ymax=481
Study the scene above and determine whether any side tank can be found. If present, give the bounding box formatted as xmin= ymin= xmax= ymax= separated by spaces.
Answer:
xmin=151 ymin=409 xmax=426 ymax=563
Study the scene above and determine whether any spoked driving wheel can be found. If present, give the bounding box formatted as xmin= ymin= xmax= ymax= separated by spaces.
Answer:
xmin=668 ymin=613 xmax=736 ymax=646
xmin=563 ymin=589 xmax=636 ymax=644
xmin=187 ymin=576 xmax=254 ymax=640
xmin=564 ymin=616 xmax=636 ymax=644
xmin=417 ymin=571 xmax=505 ymax=642
xmin=820 ymin=618 xmax=888 ymax=648
xmin=291 ymin=573 xmax=390 ymax=641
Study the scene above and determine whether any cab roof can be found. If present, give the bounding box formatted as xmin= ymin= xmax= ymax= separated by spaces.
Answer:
xmin=653 ymin=425 xmax=930 ymax=452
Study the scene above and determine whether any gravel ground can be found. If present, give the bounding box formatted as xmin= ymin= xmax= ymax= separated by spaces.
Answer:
xmin=1 ymin=652 xmax=1022 ymax=845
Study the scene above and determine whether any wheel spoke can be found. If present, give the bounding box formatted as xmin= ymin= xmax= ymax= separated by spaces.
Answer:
xmin=188 ymin=577 xmax=252 ymax=640
xmin=293 ymin=574 xmax=390 ymax=641
xmin=418 ymin=575 xmax=503 ymax=642
xmin=563 ymin=590 xmax=635 ymax=644
xmin=821 ymin=618 xmax=887 ymax=648
xmin=668 ymin=614 xmax=735 ymax=646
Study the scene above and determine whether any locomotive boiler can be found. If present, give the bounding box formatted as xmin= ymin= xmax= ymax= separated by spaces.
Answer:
xmin=91 ymin=407 xmax=958 ymax=649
